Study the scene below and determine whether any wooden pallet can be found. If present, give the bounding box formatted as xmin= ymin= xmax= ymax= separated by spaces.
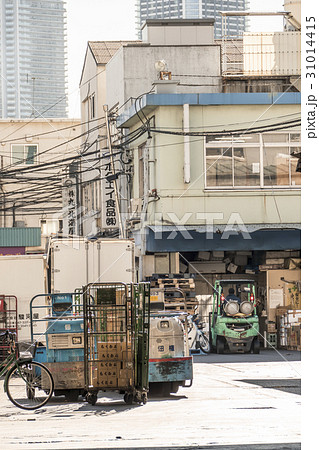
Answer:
xmin=164 ymin=304 xmax=197 ymax=313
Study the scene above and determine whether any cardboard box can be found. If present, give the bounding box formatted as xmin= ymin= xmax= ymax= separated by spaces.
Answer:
xmin=275 ymin=306 xmax=289 ymax=316
xmin=98 ymin=368 xmax=118 ymax=378
xmin=227 ymin=263 xmax=238 ymax=274
xmin=190 ymin=261 xmax=226 ymax=274
xmin=233 ymin=255 xmax=248 ymax=266
xmin=266 ymin=251 xmax=300 ymax=259
xmin=119 ymin=368 xmax=134 ymax=379
xmin=198 ymin=251 xmax=211 ymax=261
xmin=267 ymin=322 xmax=276 ymax=333
xmin=212 ymin=251 xmax=224 ymax=258
xmin=287 ymin=258 xmax=301 ymax=270
xmin=116 ymin=289 xmax=125 ymax=305
xmin=96 ymin=377 xmax=118 ymax=388
xmin=98 ymin=361 xmax=120 ymax=370
xmin=266 ymin=258 xmax=285 ymax=265
xmin=260 ymin=264 xmax=285 ymax=271
xmin=154 ymin=253 xmax=170 ymax=273
xmin=118 ymin=377 xmax=133 ymax=388
xmin=97 ymin=342 xmax=120 ymax=352
xmin=97 ymin=344 xmax=123 ymax=361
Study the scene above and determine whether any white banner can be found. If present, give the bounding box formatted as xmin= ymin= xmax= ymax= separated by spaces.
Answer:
xmin=62 ymin=177 xmax=78 ymax=236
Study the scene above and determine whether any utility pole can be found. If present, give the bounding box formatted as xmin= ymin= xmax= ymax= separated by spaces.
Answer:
xmin=104 ymin=105 xmax=124 ymax=238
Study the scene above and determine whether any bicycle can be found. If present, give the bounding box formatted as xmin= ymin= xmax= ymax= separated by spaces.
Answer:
xmin=187 ymin=314 xmax=211 ymax=353
xmin=0 ymin=331 xmax=54 ymax=410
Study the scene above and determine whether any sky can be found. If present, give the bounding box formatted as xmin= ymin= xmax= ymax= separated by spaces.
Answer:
xmin=65 ymin=0 xmax=289 ymax=118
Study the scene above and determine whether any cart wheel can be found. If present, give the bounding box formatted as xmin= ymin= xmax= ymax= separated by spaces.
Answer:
xmin=142 ymin=393 xmax=147 ymax=404
xmin=252 ymin=337 xmax=260 ymax=354
xmin=86 ymin=393 xmax=97 ymax=406
xmin=216 ymin=337 xmax=224 ymax=354
xmin=124 ymin=393 xmax=133 ymax=405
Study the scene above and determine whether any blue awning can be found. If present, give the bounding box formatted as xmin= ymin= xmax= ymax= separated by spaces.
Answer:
xmin=144 ymin=225 xmax=301 ymax=252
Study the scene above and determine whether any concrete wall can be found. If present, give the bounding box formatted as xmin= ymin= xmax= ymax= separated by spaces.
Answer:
xmin=0 ymin=118 xmax=81 ymax=228
xmin=105 ymin=44 xmax=222 ymax=111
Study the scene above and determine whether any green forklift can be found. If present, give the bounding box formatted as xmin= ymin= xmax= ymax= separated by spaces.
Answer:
xmin=210 ymin=279 xmax=260 ymax=354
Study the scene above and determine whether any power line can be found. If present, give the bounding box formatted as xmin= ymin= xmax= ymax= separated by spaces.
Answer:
xmin=0 ymin=116 xmax=105 ymax=144
xmin=0 ymin=123 xmax=105 ymax=172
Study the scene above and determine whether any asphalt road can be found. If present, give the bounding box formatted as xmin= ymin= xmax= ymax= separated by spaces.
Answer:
xmin=0 ymin=349 xmax=301 ymax=450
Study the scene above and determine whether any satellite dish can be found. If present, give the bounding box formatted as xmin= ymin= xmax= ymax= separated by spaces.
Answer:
xmin=154 ymin=60 xmax=167 ymax=73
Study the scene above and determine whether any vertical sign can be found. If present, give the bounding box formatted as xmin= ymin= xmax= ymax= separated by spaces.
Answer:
xmin=100 ymin=156 xmax=118 ymax=230
xmin=62 ymin=177 xmax=78 ymax=236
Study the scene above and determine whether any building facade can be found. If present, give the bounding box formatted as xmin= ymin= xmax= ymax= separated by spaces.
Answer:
xmin=0 ymin=118 xmax=81 ymax=250
xmin=79 ymin=21 xmax=222 ymax=237
xmin=136 ymin=0 xmax=247 ymax=38
xmin=0 ymin=0 xmax=67 ymax=119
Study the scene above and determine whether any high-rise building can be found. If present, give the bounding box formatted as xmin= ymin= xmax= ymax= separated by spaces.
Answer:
xmin=136 ymin=0 xmax=247 ymax=39
xmin=0 ymin=0 xmax=67 ymax=119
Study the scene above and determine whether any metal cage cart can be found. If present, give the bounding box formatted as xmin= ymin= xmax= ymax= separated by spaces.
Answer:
xmin=83 ymin=282 xmax=150 ymax=406
xmin=0 ymin=295 xmax=18 ymax=362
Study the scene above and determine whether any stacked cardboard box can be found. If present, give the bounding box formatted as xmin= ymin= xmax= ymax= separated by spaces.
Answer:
xmin=96 ymin=342 xmax=134 ymax=388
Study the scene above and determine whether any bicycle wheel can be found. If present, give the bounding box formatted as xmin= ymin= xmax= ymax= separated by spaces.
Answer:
xmin=198 ymin=332 xmax=211 ymax=353
xmin=6 ymin=361 xmax=54 ymax=410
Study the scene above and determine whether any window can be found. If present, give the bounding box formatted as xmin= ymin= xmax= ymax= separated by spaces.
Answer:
xmin=12 ymin=144 xmax=38 ymax=165
xmin=205 ymin=132 xmax=301 ymax=189
xmin=89 ymin=94 xmax=95 ymax=119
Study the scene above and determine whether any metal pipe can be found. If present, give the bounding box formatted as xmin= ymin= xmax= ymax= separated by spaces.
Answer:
xmin=183 ymin=104 xmax=190 ymax=184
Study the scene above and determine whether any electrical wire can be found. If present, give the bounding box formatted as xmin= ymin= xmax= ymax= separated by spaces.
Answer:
xmin=0 ymin=122 xmax=106 ymax=172
xmin=148 ymin=118 xmax=301 ymax=137
xmin=0 ymin=116 xmax=105 ymax=144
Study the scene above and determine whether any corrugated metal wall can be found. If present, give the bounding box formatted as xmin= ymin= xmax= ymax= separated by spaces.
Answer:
xmin=243 ymin=32 xmax=301 ymax=76
xmin=0 ymin=228 xmax=41 ymax=247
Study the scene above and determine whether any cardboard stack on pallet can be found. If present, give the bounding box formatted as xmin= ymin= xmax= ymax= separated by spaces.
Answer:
xmin=149 ymin=274 xmax=198 ymax=313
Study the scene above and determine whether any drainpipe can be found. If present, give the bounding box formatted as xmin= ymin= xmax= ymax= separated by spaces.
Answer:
xmin=183 ymin=104 xmax=190 ymax=184
xmin=139 ymin=136 xmax=152 ymax=281
xmin=0 ymin=185 xmax=6 ymax=227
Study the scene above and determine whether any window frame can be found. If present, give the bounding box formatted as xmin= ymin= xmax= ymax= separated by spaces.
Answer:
xmin=204 ymin=132 xmax=301 ymax=190
xmin=11 ymin=143 xmax=38 ymax=165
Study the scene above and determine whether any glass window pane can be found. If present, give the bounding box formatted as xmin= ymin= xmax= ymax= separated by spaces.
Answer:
xmin=26 ymin=145 xmax=37 ymax=165
xmin=12 ymin=145 xmax=24 ymax=163
xmin=263 ymin=133 xmax=289 ymax=143
xmin=234 ymin=147 xmax=260 ymax=186
xmin=290 ymin=149 xmax=301 ymax=186
xmin=206 ymin=148 xmax=232 ymax=187
xmin=290 ymin=133 xmax=301 ymax=143
xmin=264 ymin=147 xmax=289 ymax=186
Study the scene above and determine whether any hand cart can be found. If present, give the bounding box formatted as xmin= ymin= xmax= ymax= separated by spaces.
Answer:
xmin=83 ymin=282 xmax=150 ymax=406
